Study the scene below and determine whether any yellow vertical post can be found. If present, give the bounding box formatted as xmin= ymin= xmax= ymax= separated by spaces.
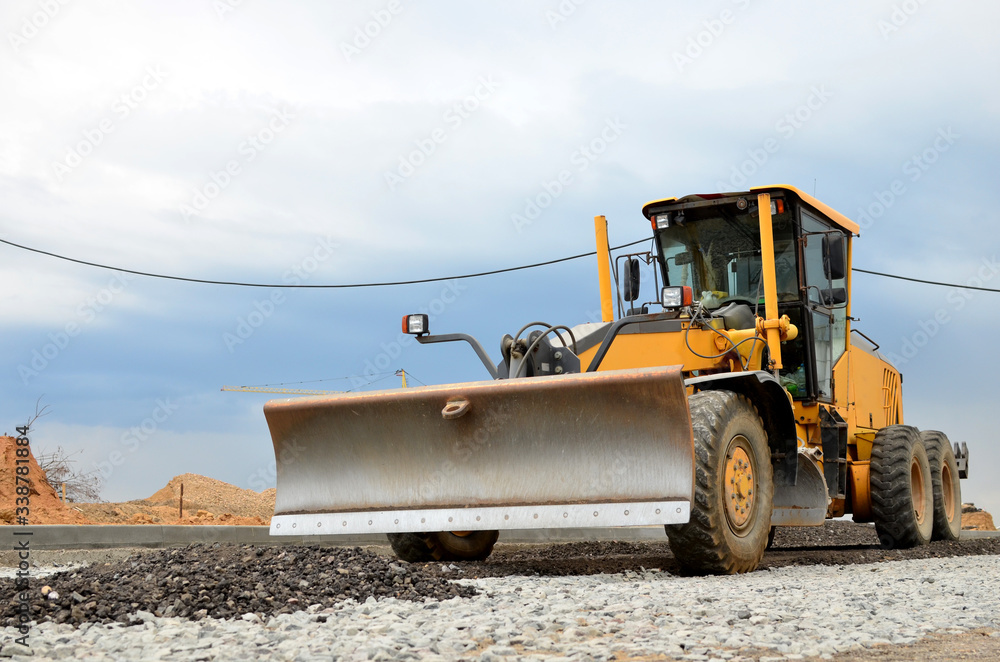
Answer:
xmin=594 ymin=215 xmax=614 ymax=323
xmin=844 ymin=236 xmax=853 ymax=339
xmin=757 ymin=193 xmax=783 ymax=371
xmin=400 ymin=370 xmax=408 ymax=388
xmin=62 ymin=483 xmax=66 ymax=504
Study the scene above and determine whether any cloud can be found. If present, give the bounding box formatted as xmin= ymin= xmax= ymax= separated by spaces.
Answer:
xmin=0 ymin=1 xmax=997 ymax=518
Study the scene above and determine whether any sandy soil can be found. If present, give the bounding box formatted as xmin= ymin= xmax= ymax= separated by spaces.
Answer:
xmin=0 ymin=436 xmax=89 ymax=525
xmin=73 ymin=473 xmax=274 ymax=525
xmin=800 ymin=629 xmax=1000 ymax=662
xmin=1 ymin=436 xmax=273 ymax=525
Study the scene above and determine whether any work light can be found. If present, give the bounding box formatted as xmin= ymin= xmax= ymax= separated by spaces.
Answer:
xmin=402 ymin=314 xmax=429 ymax=335
xmin=662 ymin=286 xmax=693 ymax=309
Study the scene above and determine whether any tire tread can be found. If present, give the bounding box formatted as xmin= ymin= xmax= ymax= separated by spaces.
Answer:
xmin=870 ymin=425 xmax=932 ymax=548
xmin=387 ymin=530 xmax=499 ymax=563
xmin=386 ymin=532 xmax=435 ymax=563
xmin=665 ymin=390 xmax=772 ymax=574
xmin=923 ymin=430 xmax=962 ymax=541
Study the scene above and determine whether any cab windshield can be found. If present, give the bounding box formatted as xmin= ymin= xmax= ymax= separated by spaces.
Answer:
xmin=657 ymin=203 xmax=797 ymax=309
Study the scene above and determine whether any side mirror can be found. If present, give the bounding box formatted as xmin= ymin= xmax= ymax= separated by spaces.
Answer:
xmin=673 ymin=251 xmax=694 ymax=266
xmin=822 ymin=234 xmax=846 ymax=280
xmin=622 ymin=257 xmax=641 ymax=302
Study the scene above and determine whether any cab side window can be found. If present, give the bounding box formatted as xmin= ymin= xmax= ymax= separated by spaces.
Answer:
xmin=801 ymin=211 xmax=848 ymax=401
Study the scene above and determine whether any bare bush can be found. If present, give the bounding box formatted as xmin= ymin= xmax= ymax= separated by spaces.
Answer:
xmin=18 ymin=398 xmax=103 ymax=503
xmin=36 ymin=446 xmax=104 ymax=503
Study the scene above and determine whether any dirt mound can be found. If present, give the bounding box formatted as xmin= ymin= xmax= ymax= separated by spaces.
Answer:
xmin=146 ymin=473 xmax=275 ymax=518
xmin=73 ymin=473 xmax=275 ymax=525
xmin=962 ymin=503 xmax=997 ymax=531
xmin=0 ymin=436 xmax=273 ymax=526
xmin=0 ymin=436 xmax=90 ymax=525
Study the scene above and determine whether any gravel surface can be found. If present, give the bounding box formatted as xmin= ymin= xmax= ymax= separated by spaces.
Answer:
xmin=1 ymin=554 xmax=997 ymax=660
xmin=463 ymin=521 xmax=1000 ymax=577
xmin=1 ymin=523 xmax=998 ymax=660
xmin=2 ymin=545 xmax=473 ymax=627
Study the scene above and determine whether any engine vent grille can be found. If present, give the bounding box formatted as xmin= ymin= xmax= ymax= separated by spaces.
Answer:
xmin=882 ymin=369 xmax=900 ymax=425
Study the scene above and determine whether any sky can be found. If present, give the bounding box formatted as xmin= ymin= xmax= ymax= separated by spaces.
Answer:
xmin=1 ymin=1 xmax=998 ymax=519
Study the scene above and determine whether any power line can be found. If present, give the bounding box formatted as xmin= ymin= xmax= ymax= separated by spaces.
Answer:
xmin=853 ymin=268 xmax=1000 ymax=293
xmin=1 ymin=235 xmax=996 ymax=293
xmin=0 ymin=236 xmax=652 ymax=289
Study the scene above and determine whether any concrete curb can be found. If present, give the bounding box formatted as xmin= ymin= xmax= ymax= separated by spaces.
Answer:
xmin=959 ymin=530 xmax=1000 ymax=540
xmin=0 ymin=526 xmax=378 ymax=550
xmin=1 ymin=525 xmax=995 ymax=551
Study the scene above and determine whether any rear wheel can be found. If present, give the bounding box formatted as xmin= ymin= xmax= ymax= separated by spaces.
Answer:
xmin=870 ymin=425 xmax=933 ymax=548
xmin=922 ymin=430 xmax=962 ymax=541
xmin=387 ymin=530 xmax=499 ymax=563
xmin=665 ymin=390 xmax=773 ymax=574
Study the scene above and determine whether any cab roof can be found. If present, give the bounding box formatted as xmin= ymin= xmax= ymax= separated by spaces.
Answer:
xmin=641 ymin=184 xmax=860 ymax=235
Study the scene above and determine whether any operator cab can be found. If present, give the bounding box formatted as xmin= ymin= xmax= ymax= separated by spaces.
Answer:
xmin=641 ymin=186 xmax=855 ymax=405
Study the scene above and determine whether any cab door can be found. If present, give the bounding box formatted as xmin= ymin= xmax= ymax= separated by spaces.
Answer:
xmin=799 ymin=209 xmax=849 ymax=403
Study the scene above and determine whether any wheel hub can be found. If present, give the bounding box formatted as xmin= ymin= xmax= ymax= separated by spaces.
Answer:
xmin=725 ymin=442 xmax=755 ymax=530
xmin=941 ymin=462 xmax=955 ymax=522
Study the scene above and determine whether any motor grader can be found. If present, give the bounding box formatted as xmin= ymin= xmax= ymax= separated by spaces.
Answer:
xmin=264 ymin=185 xmax=970 ymax=574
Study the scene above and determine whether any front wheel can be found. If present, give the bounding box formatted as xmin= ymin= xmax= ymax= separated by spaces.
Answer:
xmin=387 ymin=530 xmax=499 ymax=563
xmin=666 ymin=390 xmax=774 ymax=574
xmin=426 ymin=530 xmax=499 ymax=561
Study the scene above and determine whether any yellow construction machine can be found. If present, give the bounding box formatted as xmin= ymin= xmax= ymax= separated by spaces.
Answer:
xmin=264 ymin=185 xmax=970 ymax=574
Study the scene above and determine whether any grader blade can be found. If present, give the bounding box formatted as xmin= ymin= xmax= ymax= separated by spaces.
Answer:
xmin=266 ymin=366 xmax=693 ymax=536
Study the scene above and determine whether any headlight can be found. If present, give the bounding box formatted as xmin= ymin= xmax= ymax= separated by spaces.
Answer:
xmin=662 ymin=286 xmax=693 ymax=309
xmin=402 ymin=314 xmax=429 ymax=335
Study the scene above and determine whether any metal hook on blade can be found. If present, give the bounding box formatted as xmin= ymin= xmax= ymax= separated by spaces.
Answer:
xmin=442 ymin=398 xmax=471 ymax=420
